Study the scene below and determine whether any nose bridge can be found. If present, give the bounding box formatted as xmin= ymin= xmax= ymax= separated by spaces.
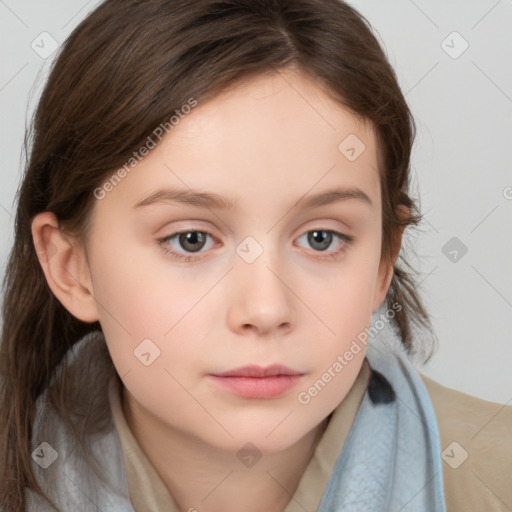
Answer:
xmin=236 ymin=232 xmax=286 ymax=296
xmin=236 ymin=227 xmax=288 ymax=279
xmin=230 ymin=232 xmax=295 ymax=334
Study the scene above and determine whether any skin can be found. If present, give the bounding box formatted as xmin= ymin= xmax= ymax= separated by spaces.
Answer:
xmin=33 ymin=68 xmax=403 ymax=512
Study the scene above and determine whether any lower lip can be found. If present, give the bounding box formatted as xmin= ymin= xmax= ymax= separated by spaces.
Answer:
xmin=208 ymin=375 xmax=303 ymax=399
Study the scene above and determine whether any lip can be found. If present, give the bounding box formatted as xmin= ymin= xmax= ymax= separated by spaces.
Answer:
xmin=211 ymin=364 xmax=303 ymax=378
xmin=208 ymin=365 xmax=304 ymax=399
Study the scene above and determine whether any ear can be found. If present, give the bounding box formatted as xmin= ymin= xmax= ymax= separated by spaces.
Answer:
xmin=31 ymin=211 xmax=100 ymax=323
xmin=372 ymin=206 xmax=409 ymax=312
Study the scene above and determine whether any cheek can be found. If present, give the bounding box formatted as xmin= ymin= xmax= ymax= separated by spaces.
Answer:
xmin=294 ymin=270 xmax=376 ymax=418
xmin=309 ymin=247 xmax=380 ymax=333
xmin=89 ymin=245 xmax=216 ymax=380
xmin=300 ymin=242 xmax=380 ymax=383
xmin=86 ymin=238 xmax=165 ymax=366
xmin=312 ymin=272 xmax=374 ymax=368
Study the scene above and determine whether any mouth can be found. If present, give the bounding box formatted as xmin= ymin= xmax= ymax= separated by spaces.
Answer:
xmin=208 ymin=364 xmax=305 ymax=399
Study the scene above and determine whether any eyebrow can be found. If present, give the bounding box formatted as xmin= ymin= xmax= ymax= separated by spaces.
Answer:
xmin=133 ymin=186 xmax=373 ymax=211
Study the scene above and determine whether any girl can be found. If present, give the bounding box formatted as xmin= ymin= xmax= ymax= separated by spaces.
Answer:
xmin=1 ymin=1 xmax=510 ymax=511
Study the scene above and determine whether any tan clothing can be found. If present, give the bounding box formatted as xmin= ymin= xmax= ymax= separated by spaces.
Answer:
xmin=421 ymin=373 xmax=512 ymax=511
xmin=108 ymin=359 xmax=512 ymax=511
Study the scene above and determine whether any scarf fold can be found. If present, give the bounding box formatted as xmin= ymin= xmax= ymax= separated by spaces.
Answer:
xmin=318 ymin=342 xmax=447 ymax=511
xmin=27 ymin=342 xmax=446 ymax=511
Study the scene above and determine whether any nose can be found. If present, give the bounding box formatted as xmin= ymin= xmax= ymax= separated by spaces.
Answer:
xmin=226 ymin=247 xmax=296 ymax=337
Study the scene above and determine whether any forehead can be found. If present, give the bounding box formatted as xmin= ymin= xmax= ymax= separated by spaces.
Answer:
xmin=95 ymin=69 xmax=381 ymax=217
xmin=172 ymin=69 xmax=377 ymax=157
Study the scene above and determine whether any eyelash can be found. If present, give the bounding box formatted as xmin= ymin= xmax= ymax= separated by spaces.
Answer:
xmin=157 ymin=228 xmax=353 ymax=263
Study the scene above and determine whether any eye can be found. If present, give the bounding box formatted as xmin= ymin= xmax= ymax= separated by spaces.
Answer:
xmin=295 ymin=229 xmax=353 ymax=259
xmin=157 ymin=230 xmax=216 ymax=262
xmin=157 ymin=227 xmax=353 ymax=263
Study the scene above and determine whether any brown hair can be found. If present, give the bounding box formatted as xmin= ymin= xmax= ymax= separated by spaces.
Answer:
xmin=0 ymin=0 xmax=435 ymax=509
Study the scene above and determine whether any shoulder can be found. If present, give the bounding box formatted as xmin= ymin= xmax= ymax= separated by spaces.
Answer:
xmin=420 ymin=372 xmax=512 ymax=511
xmin=28 ymin=335 xmax=133 ymax=511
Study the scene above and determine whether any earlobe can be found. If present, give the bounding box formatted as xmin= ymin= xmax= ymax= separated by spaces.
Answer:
xmin=31 ymin=211 xmax=99 ymax=323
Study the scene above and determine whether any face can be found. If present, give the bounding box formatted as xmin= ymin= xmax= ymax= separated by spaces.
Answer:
xmin=63 ymin=69 xmax=392 ymax=453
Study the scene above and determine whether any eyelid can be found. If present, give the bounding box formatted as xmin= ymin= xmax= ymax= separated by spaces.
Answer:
xmin=294 ymin=218 xmax=354 ymax=237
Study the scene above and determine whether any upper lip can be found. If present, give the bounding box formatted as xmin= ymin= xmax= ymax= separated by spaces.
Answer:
xmin=211 ymin=364 xmax=303 ymax=378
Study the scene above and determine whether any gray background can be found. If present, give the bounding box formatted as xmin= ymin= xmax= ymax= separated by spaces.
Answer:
xmin=1 ymin=1 xmax=511 ymax=403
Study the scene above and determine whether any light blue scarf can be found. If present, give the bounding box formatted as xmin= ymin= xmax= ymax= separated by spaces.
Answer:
xmin=318 ymin=342 xmax=447 ymax=511
xmin=26 ymin=342 xmax=446 ymax=511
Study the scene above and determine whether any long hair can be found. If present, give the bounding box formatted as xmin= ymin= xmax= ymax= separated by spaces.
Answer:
xmin=0 ymin=0 xmax=435 ymax=509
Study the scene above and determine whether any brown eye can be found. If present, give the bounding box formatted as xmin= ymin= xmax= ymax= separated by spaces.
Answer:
xmin=177 ymin=231 xmax=207 ymax=252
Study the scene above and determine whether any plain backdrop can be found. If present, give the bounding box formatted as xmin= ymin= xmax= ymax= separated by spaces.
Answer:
xmin=0 ymin=0 xmax=511 ymax=404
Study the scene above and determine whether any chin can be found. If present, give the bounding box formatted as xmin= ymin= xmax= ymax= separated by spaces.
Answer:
xmin=211 ymin=422 xmax=310 ymax=455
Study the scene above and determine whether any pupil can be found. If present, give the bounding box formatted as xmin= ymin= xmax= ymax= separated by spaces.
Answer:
xmin=309 ymin=230 xmax=331 ymax=251
xmin=180 ymin=232 xmax=205 ymax=252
